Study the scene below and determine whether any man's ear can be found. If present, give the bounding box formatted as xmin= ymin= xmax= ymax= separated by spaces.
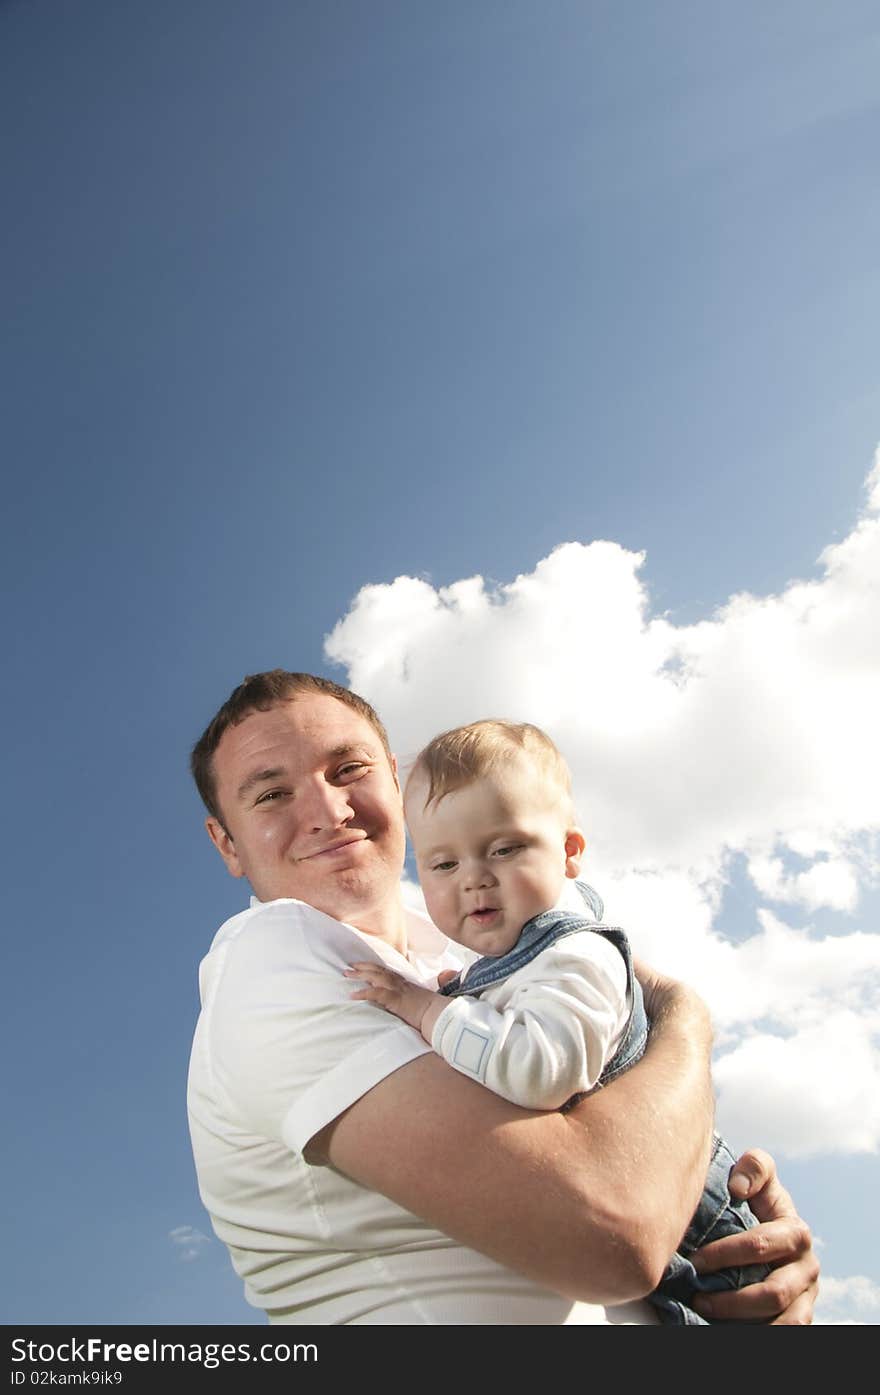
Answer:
xmin=564 ymin=828 xmax=586 ymax=879
xmin=205 ymin=816 xmax=244 ymax=879
xmin=390 ymin=752 xmax=402 ymax=797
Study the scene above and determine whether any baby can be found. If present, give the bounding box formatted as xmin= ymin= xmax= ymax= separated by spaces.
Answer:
xmin=348 ymin=718 xmax=768 ymax=1325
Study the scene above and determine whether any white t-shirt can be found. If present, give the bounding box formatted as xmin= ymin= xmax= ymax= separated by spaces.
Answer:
xmin=187 ymin=895 xmax=656 ymax=1324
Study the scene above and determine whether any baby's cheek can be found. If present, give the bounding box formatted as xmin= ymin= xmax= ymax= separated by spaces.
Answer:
xmin=421 ymin=884 xmax=449 ymax=927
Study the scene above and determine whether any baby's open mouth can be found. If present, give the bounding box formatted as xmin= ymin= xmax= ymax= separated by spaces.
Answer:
xmin=470 ymin=908 xmax=499 ymax=922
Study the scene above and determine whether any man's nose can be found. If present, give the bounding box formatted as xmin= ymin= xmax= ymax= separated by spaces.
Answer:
xmin=301 ymin=778 xmax=355 ymax=831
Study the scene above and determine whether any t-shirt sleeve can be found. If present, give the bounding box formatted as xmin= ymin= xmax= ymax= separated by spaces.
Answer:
xmin=207 ymin=902 xmax=433 ymax=1154
xmin=430 ymin=931 xmax=629 ymax=1110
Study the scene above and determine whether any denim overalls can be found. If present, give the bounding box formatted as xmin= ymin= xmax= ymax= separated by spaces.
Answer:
xmin=440 ymin=882 xmax=769 ymax=1324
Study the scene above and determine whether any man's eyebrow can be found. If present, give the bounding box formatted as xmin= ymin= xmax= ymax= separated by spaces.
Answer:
xmin=236 ymin=767 xmax=286 ymax=802
xmin=326 ymin=744 xmax=374 ymax=761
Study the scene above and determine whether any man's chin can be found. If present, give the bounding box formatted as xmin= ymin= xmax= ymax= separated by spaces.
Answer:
xmin=298 ymin=859 xmax=402 ymax=921
xmin=250 ymin=837 xmax=405 ymax=917
xmin=249 ymin=866 xmax=374 ymax=909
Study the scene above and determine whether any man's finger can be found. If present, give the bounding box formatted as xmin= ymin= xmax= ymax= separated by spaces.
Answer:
xmin=768 ymin=1280 xmax=820 ymax=1327
xmin=691 ymin=1217 xmax=808 ymax=1275
xmin=726 ymin=1148 xmax=796 ymax=1220
xmin=693 ymin=1263 xmax=819 ymax=1323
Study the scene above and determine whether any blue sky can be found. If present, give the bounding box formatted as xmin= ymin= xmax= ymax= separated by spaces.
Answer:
xmin=2 ymin=0 xmax=878 ymax=1324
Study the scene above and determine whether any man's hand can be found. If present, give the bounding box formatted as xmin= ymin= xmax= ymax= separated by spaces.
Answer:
xmin=346 ymin=962 xmax=447 ymax=1040
xmin=691 ymin=1148 xmax=819 ymax=1324
xmin=634 ymin=960 xmax=818 ymax=1323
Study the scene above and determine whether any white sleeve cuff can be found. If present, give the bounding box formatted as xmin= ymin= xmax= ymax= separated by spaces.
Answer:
xmin=282 ymin=1020 xmax=432 ymax=1155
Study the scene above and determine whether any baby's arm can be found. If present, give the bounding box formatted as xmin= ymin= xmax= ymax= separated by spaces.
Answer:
xmin=347 ymin=933 xmax=628 ymax=1111
xmin=346 ymin=962 xmax=450 ymax=1041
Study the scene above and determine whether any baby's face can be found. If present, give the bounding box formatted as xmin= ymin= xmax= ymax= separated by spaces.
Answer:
xmin=406 ymin=762 xmax=584 ymax=957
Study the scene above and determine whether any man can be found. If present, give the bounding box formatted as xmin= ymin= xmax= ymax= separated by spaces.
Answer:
xmin=187 ymin=670 xmax=818 ymax=1324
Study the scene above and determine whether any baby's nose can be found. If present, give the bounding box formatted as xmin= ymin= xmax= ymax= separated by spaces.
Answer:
xmin=464 ymin=860 xmax=498 ymax=890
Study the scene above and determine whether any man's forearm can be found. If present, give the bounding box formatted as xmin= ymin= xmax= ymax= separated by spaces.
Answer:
xmin=317 ymin=978 xmax=715 ymax=1305
xmin=562 ymin=979 xmax=715 ymax=1288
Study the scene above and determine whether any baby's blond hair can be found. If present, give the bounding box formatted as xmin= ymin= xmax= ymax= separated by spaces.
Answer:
xmin=405 ymin=719 xmax=575 ymax=821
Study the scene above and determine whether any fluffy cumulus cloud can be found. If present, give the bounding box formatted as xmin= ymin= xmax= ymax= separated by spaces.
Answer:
xmin=326 ymin=451 xmax=880 ymax=1161
xmin=815 ymin=1274 xmax=880 ymax=1325
xmin=169 ymin=1225 xmax=211 ymax=1262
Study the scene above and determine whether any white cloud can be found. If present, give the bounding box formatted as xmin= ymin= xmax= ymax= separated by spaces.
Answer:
xmin=815 ymin=1274 xmax=880 ymax=1325
xmin=325 ymin=452 xmax=880 ymax=1159
xmin=712 ymin=1012 xmax=880 ymax=1158
xmin=169 ymin=1225 xmax=211 ymax=1263
xmin=746 ymin=852 xmax=860 ymax=912
xmin=863 ymin=443 xmax=880 ymax=514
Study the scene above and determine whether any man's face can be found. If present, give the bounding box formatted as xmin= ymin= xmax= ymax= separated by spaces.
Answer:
xmin=206 ymin=694 xmax=406 ymax=922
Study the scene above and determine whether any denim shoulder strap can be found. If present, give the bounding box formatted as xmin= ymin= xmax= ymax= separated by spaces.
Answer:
xmin=439 ymin=881 xmax=606 ymax=997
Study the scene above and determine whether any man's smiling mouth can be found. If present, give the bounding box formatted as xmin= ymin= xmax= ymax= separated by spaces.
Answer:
xmin=299 ymin=835 xmax=368 ymax=861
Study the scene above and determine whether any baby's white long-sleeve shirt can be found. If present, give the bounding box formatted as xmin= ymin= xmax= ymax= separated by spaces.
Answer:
xmin=430 ymin=930 xmax=630 ymax=1110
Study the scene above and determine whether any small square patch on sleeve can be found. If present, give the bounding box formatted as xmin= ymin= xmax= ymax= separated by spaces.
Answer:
xmin=452 ymin=1027 xmax=491 ymax=1076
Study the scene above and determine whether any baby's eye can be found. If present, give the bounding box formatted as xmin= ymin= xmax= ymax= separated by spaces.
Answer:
xmin=493 ymin=844 xmax=524 ymax=858
xmin=431 ymin=860 xmax=457 ymax=873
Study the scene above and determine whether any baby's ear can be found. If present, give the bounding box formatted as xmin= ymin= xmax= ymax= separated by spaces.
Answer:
xmin=564 ymin=828 xmax=586 ymax=878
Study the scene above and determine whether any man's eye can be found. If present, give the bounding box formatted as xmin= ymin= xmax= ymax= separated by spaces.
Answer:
xmin=336 ymin=762 xmax=367 ymax=779
xmin=255 ymin=790 xmax=285 ymax=805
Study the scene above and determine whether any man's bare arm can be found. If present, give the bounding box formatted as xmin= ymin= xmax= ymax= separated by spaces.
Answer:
xmin=308 ymin=975 xmax=714 ymax=1305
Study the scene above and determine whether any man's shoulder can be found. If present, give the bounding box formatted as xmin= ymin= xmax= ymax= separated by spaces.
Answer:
xmin=200 ymin=895 xmax=465 ymax=1001
xmin=202 ymin=897 xmax=307 ymax=961
xmin=198 ymin=897 xmax=372 ymax=1003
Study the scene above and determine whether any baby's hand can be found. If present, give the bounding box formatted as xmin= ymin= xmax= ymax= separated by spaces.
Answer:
xmin=346 ymin=962 xmax=443 ymax=1037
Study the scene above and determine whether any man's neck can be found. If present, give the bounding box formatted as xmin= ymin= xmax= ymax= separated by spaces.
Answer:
xmin=345 ymin=895 xmax=408 ymax=955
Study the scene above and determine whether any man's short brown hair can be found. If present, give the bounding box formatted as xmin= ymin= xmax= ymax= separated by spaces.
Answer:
xmin=405 ymin=719 xmax=574 ymax=820
xmin=190 ymin=670 xmax=392 ymax=825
